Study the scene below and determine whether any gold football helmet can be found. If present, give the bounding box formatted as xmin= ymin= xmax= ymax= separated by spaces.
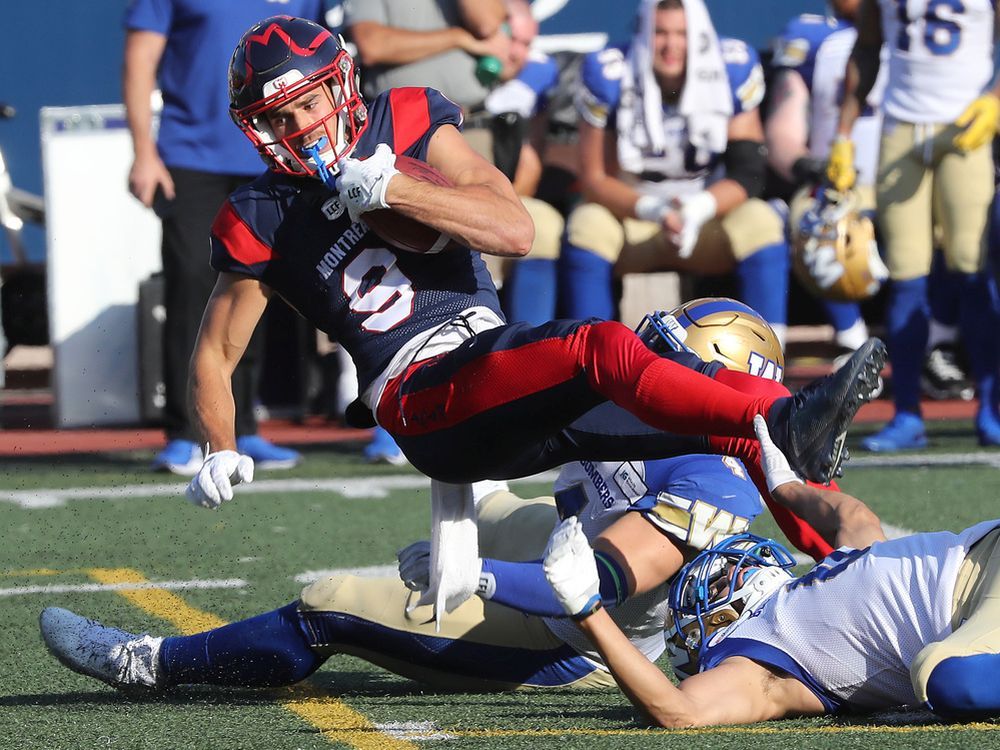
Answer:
xmin=792 ymin=188 xmax=888 ymax=302
xmin=636 ymin=297 xmax=785 ymax=382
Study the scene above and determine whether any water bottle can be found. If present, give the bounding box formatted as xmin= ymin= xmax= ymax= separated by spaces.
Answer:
xmin=475 ymin=55 xmax=503 ymax=87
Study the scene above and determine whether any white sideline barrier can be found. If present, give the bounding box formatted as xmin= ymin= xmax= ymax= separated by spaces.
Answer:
xmin=41 ymin=104 xmax=161 ymax=427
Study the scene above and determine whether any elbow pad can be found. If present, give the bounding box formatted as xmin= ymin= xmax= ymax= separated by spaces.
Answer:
xmin=724 ymin=139 xmax=768 ymax=199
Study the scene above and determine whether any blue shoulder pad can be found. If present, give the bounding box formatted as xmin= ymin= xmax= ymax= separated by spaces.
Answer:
xmin=578 ymin=46 xmax=627 ymax=127
xmin=362 ymin=87 xmax=463 ymax=160
xmin=772 ymin=14 xmax=842 ymax=91
xmin=720 ymin=38 xmax=765 ymax=114
xmin=631 ymin=454 xmax=764 ymax=551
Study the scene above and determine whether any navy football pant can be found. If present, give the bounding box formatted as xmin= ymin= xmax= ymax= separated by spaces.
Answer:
xmin=376 ymin=319 xmax=779 ymax=483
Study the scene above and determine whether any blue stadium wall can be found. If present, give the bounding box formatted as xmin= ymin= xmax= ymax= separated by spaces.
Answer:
xmin=0 ymin=0 xmax=825 ymax=263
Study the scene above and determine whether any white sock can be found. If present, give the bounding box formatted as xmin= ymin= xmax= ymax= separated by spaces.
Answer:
xmin=834 ymin=319 xmax=869 ymax=351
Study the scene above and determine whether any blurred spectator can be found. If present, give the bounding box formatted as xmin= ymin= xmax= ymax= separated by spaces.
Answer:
xmin=122 ymin=0 xmax=314 ymax=474
xmin=766 ymin=0 xmax=878 ymax=359
xmin=831 ymin=0 xmax=1000 ymax=451
xmin=345 ymin=0 xmax=552 ymax=461
xmin=560 ymin=0 xmax=789 ymax=342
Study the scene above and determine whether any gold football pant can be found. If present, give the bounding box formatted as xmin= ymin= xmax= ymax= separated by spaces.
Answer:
xmin=297 ymin=491 xmax=615 ymax=690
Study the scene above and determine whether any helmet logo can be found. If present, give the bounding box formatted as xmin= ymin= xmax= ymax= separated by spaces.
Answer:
xmin=262 ymin=69 xmax=306 ymax=98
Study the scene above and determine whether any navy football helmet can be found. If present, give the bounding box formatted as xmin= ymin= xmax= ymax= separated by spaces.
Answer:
xmin=666 ymin=533 xmax=796 ymax=677
xmin=229 ymin=16 xmax=368 ymax=179
xmin=636 ymin=297 xmax=785 ymax=382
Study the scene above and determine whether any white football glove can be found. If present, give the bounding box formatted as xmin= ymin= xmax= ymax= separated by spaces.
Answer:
xmin=185 ymin=449 xmax=254 ymax=509
xmin=543 ymin=517 xmax=602 ymax=619
xmin=753 ymin=414 xmax=804 ymax=493
xmin=336 ymin=142 xmax=400 ymax=222
xmin=671 ymin=190 xmax=717 ymax=259
xmin=397 ymin=540 xmax=432 ymax=592
xmin=634 ymin=194 xmax=670 ymax=223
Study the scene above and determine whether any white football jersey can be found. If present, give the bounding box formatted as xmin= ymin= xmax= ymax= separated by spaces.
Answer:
xmin=880 ymin=0 xmax=995 ymax=123
xmin=702 ymin=520 xmax=1000 ymax=710
xmin=544 ymin=455 xmax=763 ymax=665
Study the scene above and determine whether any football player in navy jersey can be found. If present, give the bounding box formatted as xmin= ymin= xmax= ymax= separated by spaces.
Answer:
xmin=183 ymin=15 xmax=885 ymax=515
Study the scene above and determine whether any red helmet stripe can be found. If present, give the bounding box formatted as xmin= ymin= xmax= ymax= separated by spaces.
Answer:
xmin=211 ymin=202 xmax=279 ymax=266
xmin=245 ymin=22 xmax=332 ymax=58
xmin=389 ymin=88 xmax=432 ymax=156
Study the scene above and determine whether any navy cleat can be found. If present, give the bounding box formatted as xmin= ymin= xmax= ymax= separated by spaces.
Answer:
xmin=39 ymin=607 xmax=163 ymax=692
xmin=766 ymin=338 xmax=887 ymax=484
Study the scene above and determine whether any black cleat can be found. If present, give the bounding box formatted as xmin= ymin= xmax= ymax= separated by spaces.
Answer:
xmin=766 ymin=338 xmax=887 ymax=484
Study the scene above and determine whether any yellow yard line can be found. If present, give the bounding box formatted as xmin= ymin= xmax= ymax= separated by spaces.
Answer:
xmin=3 ymin=568 xmax=69 ymax=576
xmin=85 ymin=568 xmax=415 ymax=750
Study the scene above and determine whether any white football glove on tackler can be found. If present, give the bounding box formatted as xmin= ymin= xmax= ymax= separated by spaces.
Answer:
xmin=185 ymin=449 xmax=254 ymax=509
xmin=543 ymin=517 xmax=602 ymax=619
xmin=753 ymin=414 xmax=804 ymax=493
xmin=336 ymin=142 xmax=400 ymax=222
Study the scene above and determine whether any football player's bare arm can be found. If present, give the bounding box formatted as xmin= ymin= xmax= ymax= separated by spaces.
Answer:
xmin=189 ymin=274 xmax=271 ymax=453
xmin=456 ymin=0 xmax=507 ymax=39
xmin=709 ymin=108 xmax=766 ymax=217
xmin=578 ymin=121 xmax=643 ymax=221
xmin=592 ymin=512 xmax=685 ymax=597
xmin=387 ymin=124 xmax=533 ymax=257
xmin=771 ymin=482 xmax=886 ymax=550
xmin=765 ymin=70 xmax=812 ymax=183
xmin=350 ymin=22 xmax=505 ymax=68
xmin=576 ymin=609 xmax=823 ymax=727
xmin=122 ymin=30 xmax=172 ymax=207
xmin=837 ymin=0 xmax=883 ymax=138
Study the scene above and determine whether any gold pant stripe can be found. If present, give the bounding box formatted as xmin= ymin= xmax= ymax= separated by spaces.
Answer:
xmin=85 ymin=568 xmax=416 ymax=750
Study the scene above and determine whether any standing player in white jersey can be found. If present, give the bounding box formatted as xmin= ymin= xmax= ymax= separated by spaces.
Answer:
xmin=38 ymin=302 xmax=883 ymax=693
xmin=559 ymin=0 xmax=789 ymax=340
xmin=829 ymin=0 xmax=1000 ymax=451
xmin=766 ymin=1 xmax=888 ymax=359
xmin=545 ymin=509 xmax=1000 ymax=724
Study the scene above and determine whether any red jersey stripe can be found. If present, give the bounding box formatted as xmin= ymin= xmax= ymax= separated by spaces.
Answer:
xmin=389 ymin=88 xmax=432 ymax=155
xmin=211 ymin=201 xmax=277 ymax=266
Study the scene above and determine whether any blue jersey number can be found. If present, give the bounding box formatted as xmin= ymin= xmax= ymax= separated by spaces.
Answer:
xmin=787 ymin=546 xmax=870 ymax=591
xmin=896 ymin=0 xmax=964 ymax=56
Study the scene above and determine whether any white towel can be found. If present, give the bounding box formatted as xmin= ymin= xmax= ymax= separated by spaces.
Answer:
xmin=416 ymin=480 xmax=479 ymax=630
xmin=617 ymin=0 xmax=732 ymax=174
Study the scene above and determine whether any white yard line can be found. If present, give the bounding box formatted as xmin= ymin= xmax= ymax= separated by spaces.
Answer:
xmin=0 ymin=577 xmax=246 ymax=597
xmin=0 ymin=472 xmax=560 ymax=509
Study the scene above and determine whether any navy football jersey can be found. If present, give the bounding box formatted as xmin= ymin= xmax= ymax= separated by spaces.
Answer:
xmin=210 ymin=88 xmax=504 ymax=394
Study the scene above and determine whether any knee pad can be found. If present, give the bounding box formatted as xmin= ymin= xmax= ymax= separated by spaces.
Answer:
xmin=722 ymin=198 xmax=787 ymax=261
xmin=522 ymin=197 xmax=565 ymax=261
xmin=566 ymin=203 xmax=625 ymax=263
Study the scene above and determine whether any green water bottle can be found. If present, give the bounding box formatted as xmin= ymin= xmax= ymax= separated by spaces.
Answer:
xmin=475 ymin=55 xmax=503 ymax=87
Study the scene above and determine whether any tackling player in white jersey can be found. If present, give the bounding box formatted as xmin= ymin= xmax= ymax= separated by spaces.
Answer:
xmin=830 ymin=0 xmax=1000 ymax=452
xmin=546 ymin=503 xmax=1000 ymax=724
xmin=38 ymin=301 xmax=883 ymax=693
